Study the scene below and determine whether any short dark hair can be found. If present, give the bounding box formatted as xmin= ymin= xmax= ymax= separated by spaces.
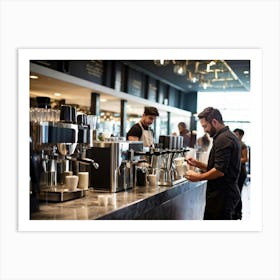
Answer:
xmin=144 ymin=106 xmax=159 ymax=116
xmin=178 ymin=122 xmax=190 ymax=133
xmin=233 ymin=128 xmax=244 ymax=136
xmin=198 ymin=107 xmax=224 ymax=124
xmin=178 ymin=122 xmax=187 ymax=129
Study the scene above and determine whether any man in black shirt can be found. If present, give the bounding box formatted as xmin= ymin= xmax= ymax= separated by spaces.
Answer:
xmin=186 ymin=107 xmax=241 ymax=220
xmin=233 ymin=128 xmax=248 ymax=220
xmin=126 ymin=107 xmax=159 ymax=147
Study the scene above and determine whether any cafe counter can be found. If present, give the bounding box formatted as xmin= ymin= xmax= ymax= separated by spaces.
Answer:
xmin=31 ymin=180 xmax=207 ymax=220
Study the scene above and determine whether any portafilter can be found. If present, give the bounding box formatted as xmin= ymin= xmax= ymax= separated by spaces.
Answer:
xmin=57 ymin=143 xmax=77 ymax=156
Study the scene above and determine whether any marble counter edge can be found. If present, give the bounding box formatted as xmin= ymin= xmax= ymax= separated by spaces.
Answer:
xmin=30 ymin=180 xmax=207 ymax=220
xmin=96 ymin=180 xmax=206 ymax=220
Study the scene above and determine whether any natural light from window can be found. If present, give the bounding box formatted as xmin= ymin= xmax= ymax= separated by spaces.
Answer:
xmin=197 ymin=91 xmax=252 ymax=146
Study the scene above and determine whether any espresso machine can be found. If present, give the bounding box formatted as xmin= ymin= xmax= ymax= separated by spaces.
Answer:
xmin=30 ymin=103 xmax=99 ymax=206
xmin=86 ymin=140 xmax=143 ymax=192
xmin=66 ymin=113 xmax=99 ymax=176
xmin=157 ymin=135 xmax=188 ymax=186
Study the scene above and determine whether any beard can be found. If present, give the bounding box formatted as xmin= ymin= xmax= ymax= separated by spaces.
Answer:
xmin=208 ymin=126 xmax=216 ymax=137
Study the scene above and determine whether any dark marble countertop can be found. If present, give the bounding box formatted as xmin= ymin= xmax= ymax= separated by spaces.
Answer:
xmin=30 ymin=180 xmax=206 ymax=220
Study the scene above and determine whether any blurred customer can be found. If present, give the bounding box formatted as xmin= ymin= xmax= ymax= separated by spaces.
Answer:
xmin=177 ymin=122 xmax=191 ymax=147
xmin=185 ymin=107 xmax=241 ymax=220
xmin=196 ymin=133 xmax=211 ymax=165
xmin=197 ymin=133 xmax=211 ymax=152
xmin=233 ymin=128 xmax=248 ymax=220
xmin=127 ymin=106 xmax=159 ymax=147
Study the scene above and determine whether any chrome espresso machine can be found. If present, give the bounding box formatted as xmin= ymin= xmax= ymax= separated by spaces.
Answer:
xmin=29 ymin=103 xmax=99 ymax=212
xmin=86 ymin=140 xmax=143 ymax=192
xmin=157 ymin=135 xmax=189 ymax=186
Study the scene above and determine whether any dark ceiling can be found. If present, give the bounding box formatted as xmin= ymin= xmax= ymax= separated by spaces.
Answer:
xmin=122 ymin=60 xmax=250 ymax=93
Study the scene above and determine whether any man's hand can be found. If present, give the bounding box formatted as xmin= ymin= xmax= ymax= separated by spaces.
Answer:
xmin=185 ymin=170 xmax=202 ymax=182
xmin=186 ymin=157 xmax=207 ymax=172
xmin=186 ymin=157 xmax=199 ymax=167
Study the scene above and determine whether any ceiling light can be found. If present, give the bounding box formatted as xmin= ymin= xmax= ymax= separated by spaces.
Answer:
xmin=54 ymin=92 xmax=61 ymax=96
xmin=153 ymin=60 xmax=170 ymax=66
xmin=202 ymin=82 xmax=208 ymax=90
xmin=243 ymin=70 xmax=249 ymax=74
xmin=100 ymin=98 xmax=107 ymax=102
xmin=30 ymin=75 xmax=38 ymax=79
xmin=188 ymin=71 xmax=199 ymax=83
xmin=173 ymin=64 xmax=186 ymax=75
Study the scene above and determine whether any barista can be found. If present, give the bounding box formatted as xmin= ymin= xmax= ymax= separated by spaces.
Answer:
xmin=126 ymin=106 xmax=159 ymax=147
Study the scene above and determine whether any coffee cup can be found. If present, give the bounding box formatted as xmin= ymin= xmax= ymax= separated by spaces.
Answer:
xmin=98 ymin=195 xmax=108 ymax=206
xmin=65 ymin=175 xmax=79 ymax=191
xmin=107 ymin=195 xmax=116 ymax=207
xmin=176 ymin=165 xmax=186 ymax=177
xmin=174 ymin=157 xmax=185 ymax=166
xmin=78 ymin=172 xmax=89 ymax=190
xmin=62 ymin=171 xmax=73 ymax=185
xmin=148 ymin=174 xmax=157 ymax=186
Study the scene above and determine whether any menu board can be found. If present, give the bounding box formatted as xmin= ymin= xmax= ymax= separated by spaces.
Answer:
xmin=147 ymin=77 xmax=157 ymax=102
xmin=127 ymin=68 xmax=143 ymax=97
xmin=31 ymin=60 xmax=61 ymax=71
xmin=114 ymin=61 xmax=122 ymax=92
xmin=68 ymin=60 xmax=104 ymax=85
xmin=158 ymin=82 xmax=167 ymax=104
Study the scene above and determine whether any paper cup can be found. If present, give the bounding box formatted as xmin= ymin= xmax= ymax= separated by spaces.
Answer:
xmin=148 ymin=174 xmax=157 ymax=186
xmin=65 ymin=175 xmax=79 ymax=191
xmin=174 ymin=157 xmax=185 ymax=166
xmin=62 ymin=171 xmax=73 ymax=184
xmin=78 ymin=172 xmax=89 ymax=190
xmin=176 ymin=165 xmax=186 ymax=177
xmin=107 ymin=195 xmax=116 ymax=207
xmin=98 ymin=195 xmax=108 ymax=206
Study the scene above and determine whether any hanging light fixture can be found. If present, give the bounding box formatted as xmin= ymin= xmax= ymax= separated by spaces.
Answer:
xmin=153 ymin=60 xmax=170 ymax=66
xmin=151 ymin=59 xmax=245 ymax=91
xmin=173 ymin=61 xmax=187 ymax=75
xmin=187 ymin=71 xmax=200 ymax=83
